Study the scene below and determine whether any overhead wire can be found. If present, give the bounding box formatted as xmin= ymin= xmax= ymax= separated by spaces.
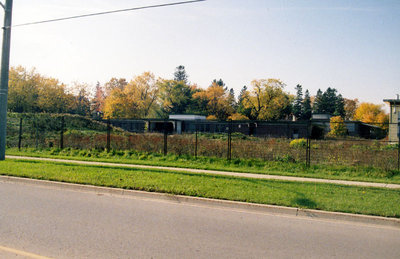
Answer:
xmin=9 ymin=0 xmax=206 ymax=28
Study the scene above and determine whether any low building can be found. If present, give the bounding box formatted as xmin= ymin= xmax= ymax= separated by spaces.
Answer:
xmin=106 ymin=113 xmax=387 ymax=140
xmin=384 ymin=97 xmax=400 ymax=143
xmin=169 ymin=115 xmax=206 ymax=134
xmin=310 ymin=113 xmax=386 ymax=139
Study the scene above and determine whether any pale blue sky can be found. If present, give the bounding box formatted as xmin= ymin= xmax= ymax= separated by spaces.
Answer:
xmin=5 ymin=0 xmax=400 ymax=107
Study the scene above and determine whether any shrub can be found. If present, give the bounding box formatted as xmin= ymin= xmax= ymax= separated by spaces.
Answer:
xmin=274 ymin=154 xmax=296 ymax=163
xmin=381 ymin=144 xmax=399 ymax=150
xmin=228 ymin=113 xmax=249 ymax=121
xmin=328 ymin=116 xmax=347 ymax=137
xmin=290 ymin=138 xmax=307 ymax=148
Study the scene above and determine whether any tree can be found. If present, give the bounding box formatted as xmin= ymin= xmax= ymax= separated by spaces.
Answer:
xmin=68 ymin=82 xmax=91 ymax=116
xmin=184 ymin=84 xmax=207 ymax=115
xmin=212 ymin=79 xmax=225 ymax=87
xmin=344 ymin=98 xmax=359 ymax=120
xmin=37 ymin=77 xmax=71 ymax=113
xmin=103 ymin=72 xmax=159 ymax=119
xmin=157 ymin=79 xmax=193 ymax=117
xmin=312 ymin=87 xmax=345 ymax=117
xmin=174 ymin=65 xmax=189 ymax=84
xmin=328 ymin=116 xmax=347 ymax=137
xmin=228 ymin=113 xmax=249 ymax=120
xmin=8 ymin=66 xmax=40 ymax=113
xmin=302 ymin=90 xmax=312 ymax=120
xmin=104 ymin=77 xmax=128 ymax=96
xmin=237 ymin=86 xmax=252 ymax=119
xmin=206 ymin=115 xmax=217 ymax=120
xmin=334 ymin=94 xmax=345 ymax=118
xmin=91 ymin=82 xmax=105 ymax=117
xmin=353 ymin=102 xmax=389 ymax=127
xmin=313 ymin=89 xmax=324 ymax=114
xmin=227 ymin=88 xmax=237 ymax=112
xmin=321 ymin=87 xmax=337 ymax=115
xmin=241 ymin=79 xmax=292 ymax=120
xmin=192 ymin=81 xmax=234 ymax=120
xmin=8 ymin=66 xmax=93 ymax=115
xmin=293 ymin=84 xmax=303 ymax=120
xmin=102 ymin=87 xmax=126 ymax=118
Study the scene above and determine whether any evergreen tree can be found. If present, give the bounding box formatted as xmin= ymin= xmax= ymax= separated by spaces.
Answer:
xmin=174 ymin=65 xmax=189 ymax=84
xmin=212 ymin=79 xmax=225 ymax=88
xmin=302 ymin=90 xmax=312 ymax=120
xmin=313 ymin=89 xmax=324 ymax=114
xmin=293 ymin=84 xmax=303 ymax=120
xmin=228 ymin=88 xmax=237 ymax=111
xmin=312 ymin=87 xmax=345 ymax=117
xmin=237 ymin=86 xmax=252 ymax=119
xmin=321 ymin=87 xmax=337 ymax=115
xmin=334 ymin=94 xmax=346 ymax=118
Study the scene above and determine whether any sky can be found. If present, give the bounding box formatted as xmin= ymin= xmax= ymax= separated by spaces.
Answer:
xmin=3 ymin=0 xmax=400 ymax=108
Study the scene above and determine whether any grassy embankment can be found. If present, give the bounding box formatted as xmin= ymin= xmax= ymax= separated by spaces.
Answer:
xmin=6 ymin=147 xmax=400 ymax=184
xmin=0 ymin=159 xmax=399 ymax=218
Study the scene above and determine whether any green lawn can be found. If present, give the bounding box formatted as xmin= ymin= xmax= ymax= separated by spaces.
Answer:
xmin=7 ymin=147 xmax=400 ymax=184
xmin=1 ymin=158 xmax=399 ymax=218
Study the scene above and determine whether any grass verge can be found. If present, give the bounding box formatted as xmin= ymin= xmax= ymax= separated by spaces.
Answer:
xmin=6 ymin=147 xmax=400 ymax=184
xmin=1 ymin=159 xmax=399 ymax=218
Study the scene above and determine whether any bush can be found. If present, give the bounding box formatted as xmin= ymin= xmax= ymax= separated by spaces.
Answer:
xmin=328 ymin=116 xmax=347 ymax=137
xmin=381 ymin=144 xmax=399 ymax=150
xmin=290 ymin=138 xmax=307 ymax=148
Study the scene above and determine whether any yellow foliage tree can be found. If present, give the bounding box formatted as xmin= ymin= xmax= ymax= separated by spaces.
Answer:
xmin=353 ymin=103 xmax=389 ymax=128
xmin=193 ymin=82 xmax=234 ymax=120
xmin=103 ymin=72 xmax=159 ymax=119
xmin=37 ymin=77 xmax=70 ymax=113
xmin=8 ymin=66 xmax=40 ymax=112
xmin=157 ymin=79 xmax=192 ymax=116
xmin=242 ymin=79 xmax=292 ymax=120
xmin=328 ymin=116 xmax=347 ymax=137
xmin=228 ymin=113 xmax=249 ymax=120
xmin=206 ymin=115 xmax=217 ymax=120
xmin=8 ymin=66 xmax=73 ymax=113
xmin=104 ymin=77 xmax=128 ymax=96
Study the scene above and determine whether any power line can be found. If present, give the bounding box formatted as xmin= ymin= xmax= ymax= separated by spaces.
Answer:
xmin=9 ymin=0 xmax=206 ymax=28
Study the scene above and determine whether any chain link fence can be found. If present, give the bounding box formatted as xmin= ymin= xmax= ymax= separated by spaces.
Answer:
xmin=6 ymin=113 xmax=400 ymax=171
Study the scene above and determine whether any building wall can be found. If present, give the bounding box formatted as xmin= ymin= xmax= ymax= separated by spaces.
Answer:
xmin=388 ymin=104 xmax=399 ymax=143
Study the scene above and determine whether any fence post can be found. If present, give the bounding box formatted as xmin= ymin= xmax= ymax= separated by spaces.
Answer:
xmin=35 ymin=120 xmax=38 ymax=149
xmin=227 ymin=120 xmax=232 ymax=161
xmin=398 ymin=122 xmax=400 ymax=171
xmin=195 ymin=123 xmax=198 ymax=158
xmin=60 ymin=116 xmax=64 ymax=149
xmin=106 ymin=119 xmax=111 ymax=152
xmin=397 ymin=138 xmax=399 ymax=172
xmin=163 ymin=120 xmax=168 ymax=156
xmin=18 ymin=117 xmax=23 ymax=150
xmin=306 ymin=122 xmax=311 ymax=168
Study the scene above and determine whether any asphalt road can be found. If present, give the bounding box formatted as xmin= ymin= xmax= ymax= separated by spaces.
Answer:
xmin=0 ymin=180 xmax=399 ymax=259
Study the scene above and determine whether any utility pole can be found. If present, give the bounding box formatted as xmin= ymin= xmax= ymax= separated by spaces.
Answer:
xmin=0 ymin=0 xmax=13 ymax=160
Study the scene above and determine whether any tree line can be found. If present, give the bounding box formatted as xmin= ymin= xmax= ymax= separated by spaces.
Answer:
xmin=8 ymin=65 xmax=388 ymax=125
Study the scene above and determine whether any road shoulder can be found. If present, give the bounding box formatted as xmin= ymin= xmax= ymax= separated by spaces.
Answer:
xmin=1 ymin=175 xmax=399 ymax=229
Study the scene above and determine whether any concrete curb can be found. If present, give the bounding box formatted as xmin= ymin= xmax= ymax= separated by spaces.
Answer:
xmin=6 ymin=155 xmax=400 ymax=189
xmin=1 ymin=175 xmax=399 ymax=229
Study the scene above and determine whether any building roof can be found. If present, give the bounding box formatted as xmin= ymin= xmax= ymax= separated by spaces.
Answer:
xmin=383 ymin=99 xmax=400 ymax=104
xmin=169 ymin=114 xmax=206 ymax=121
